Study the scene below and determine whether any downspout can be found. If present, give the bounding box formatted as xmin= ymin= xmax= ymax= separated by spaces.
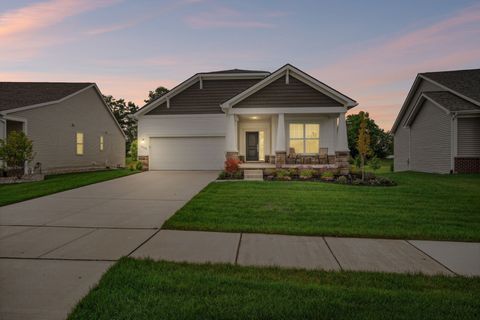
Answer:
xmin=451 ymin=112 xmax=457 ymax=174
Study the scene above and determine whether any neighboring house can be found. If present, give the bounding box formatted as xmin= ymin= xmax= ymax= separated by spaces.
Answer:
xmin=392 ymin=69 xmax=480 ymax=174
xmin=135 ymin=64 xmax=357 ymax=172
xmin=0 ymin=82 xmax=125 ymax=173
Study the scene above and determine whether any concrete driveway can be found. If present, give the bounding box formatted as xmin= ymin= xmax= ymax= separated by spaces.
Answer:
xmin=0 ymin=171 xmax=218 ymax=320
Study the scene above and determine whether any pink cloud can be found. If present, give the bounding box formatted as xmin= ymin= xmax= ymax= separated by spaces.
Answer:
xmin=0 ymin=0 xmax=120 ymax=38
xmin=314 ymin=3 xmax=480 ymax=130
xmin=185 ymin=7 xmax=276 ymax=29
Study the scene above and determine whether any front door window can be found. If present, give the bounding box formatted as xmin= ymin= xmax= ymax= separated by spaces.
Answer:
xmin=246 ymin=132 xmax=259 ymax=161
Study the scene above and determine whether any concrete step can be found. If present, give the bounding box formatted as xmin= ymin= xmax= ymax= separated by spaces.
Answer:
xmin=244 ymin=170 xmax=264 ymax=181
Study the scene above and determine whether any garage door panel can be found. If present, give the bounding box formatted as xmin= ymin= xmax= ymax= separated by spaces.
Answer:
xmin=150 ymin=137 xmax=224 ymax=170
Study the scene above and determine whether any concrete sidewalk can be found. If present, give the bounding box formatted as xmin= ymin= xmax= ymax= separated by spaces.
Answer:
xmin=131 ymin=230 xmax=480 ymax=277
xmin=0 ymin=171 xmax=219 ymax=320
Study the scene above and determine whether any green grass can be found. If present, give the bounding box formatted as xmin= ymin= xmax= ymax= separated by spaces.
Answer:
xmin=164 ymin=172 xmax=480 ymax=241
xmin=354 ymin=158 xmax=393 ymax=174
xmin=0 ymin=169 xmax=138 ymax=206
xmin=69 ymin=258 xmax=480 ymax=320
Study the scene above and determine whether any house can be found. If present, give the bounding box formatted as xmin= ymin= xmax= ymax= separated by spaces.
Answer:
xmin=392 ymin=69 xmax=480 ymax=174
xmin=0 ymin=82 xmax=125 ymax=174
xmin=135 ymin=64 xmax=357 ymax=173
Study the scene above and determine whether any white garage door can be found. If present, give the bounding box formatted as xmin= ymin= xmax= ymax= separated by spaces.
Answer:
xmin=150 ymin=137 xmax=225 ymax=170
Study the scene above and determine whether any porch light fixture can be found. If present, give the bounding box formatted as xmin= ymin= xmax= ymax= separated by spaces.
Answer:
xmin=140 ymin=138 xmax=145 ymax=144
xmin=251 ymin=116 xmax=259 ymax=120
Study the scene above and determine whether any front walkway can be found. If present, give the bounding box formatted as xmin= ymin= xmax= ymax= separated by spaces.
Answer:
xmin=131 ymin=230 xmax=480 ymax=277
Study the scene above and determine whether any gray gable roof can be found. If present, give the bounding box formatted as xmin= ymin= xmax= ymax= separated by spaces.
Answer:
xmin=201 ymin=69 xmax=269 ymax=75
xmin=420 ymin=69 xmax=480 ymax=103
xmin=0 ymin=82 xmax=93 ymax=112
xmin=423 ymin=91 xmax=480 ymax=112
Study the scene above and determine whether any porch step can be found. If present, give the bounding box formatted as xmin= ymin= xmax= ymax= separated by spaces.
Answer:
xmin=244 ymin=170 xmax=263 ymax=181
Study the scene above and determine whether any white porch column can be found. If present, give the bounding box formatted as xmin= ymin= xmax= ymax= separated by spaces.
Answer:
xmin=275 ymin=113 xmax=286 ymax=152
xmin=336 ymin=112 xmax=349 ymax=152
xmin=225 ymin=113 xmax=238 ymax=153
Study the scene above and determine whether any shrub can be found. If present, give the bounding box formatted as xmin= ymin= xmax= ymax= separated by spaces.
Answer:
xmin=0 ymin=131 xmax=34 ymax=178
xmin=232 ymin=171 xmax=243 ymax=179
xmin=368 ymin=156 xmax=381 ymax=172
xmin=390 ymin=162 xmax=394 ymax=172
xmin=321 ymin=171 xmax=334 ymax=180
xmin=225 ymin=158 xmax=240 ymax=174
xmin=336 ymin=175 xmax=348 ymax=184
xmin=287 ymin=168 xmax=298 ymax=178
xmin=375 ymin=176 xmax=396 ymax=186
xmin=263 ymin=169 xmax=276 ymax=177
xmin=299 ymin=169 xmax=315 ymax=180
xmin=129 ymin=140 xmax=138 ymax=159
xmin=135 ymin=161 xmax=143 ymax=171
xmin=276 ymin=169 xmax=291 ymax=180
xmin=218 ymin=171 xmax=228 ymax=180
xmin=128 ymin=163 xmax=136 ymax=171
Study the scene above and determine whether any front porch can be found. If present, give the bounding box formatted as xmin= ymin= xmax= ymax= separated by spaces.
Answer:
xmin=226 ymin=112 xmax=350 ymax=174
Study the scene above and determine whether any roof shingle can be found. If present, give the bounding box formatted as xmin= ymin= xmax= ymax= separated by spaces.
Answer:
xmin=420 ymin=69 xmax=480 ymax=104
xmin=0 ymin=82 xmax=93 ymax=112
xmin=423 ymin=91 xmax=480 ymax=112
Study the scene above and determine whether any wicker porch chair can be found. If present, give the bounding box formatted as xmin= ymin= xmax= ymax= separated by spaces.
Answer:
xmin=318 ymin=148 xmax=328 ymax=164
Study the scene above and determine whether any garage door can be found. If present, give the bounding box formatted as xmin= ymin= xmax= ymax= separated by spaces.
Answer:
xmin=149 ymin=137 xmax=225 ymax=170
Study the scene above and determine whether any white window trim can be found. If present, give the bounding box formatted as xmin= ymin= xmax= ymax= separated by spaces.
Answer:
xmin=288 ymin=123 xmax=320 ymax=155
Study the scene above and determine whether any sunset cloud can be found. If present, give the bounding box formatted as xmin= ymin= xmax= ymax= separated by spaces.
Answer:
xmin=315 ymin=3 xmax=480 ymax=129
xmin=0 ymin=0 xmax=120 ymax=38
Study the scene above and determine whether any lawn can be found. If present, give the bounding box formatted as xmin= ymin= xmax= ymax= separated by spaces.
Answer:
xmin=0 ymin=169 xmax=138 ymax=206
xmin=164 ymin=172 xmax=480 ymax=241
xmin=69 ymin=258 xmax=480 ymax=320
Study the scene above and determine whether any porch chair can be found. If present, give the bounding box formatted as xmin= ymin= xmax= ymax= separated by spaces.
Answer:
xmin=318 ymin=148 xmax=328 ymax=164
xmin=287 ymin=147 xmax=298 ymax=164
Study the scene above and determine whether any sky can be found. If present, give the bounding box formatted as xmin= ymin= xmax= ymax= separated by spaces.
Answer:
xmin=1 ymin=0 xmax=479 ymax=130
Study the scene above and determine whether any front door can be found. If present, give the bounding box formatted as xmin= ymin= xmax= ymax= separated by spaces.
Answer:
xmin=246 ymin=132 xmax=259 ymax=161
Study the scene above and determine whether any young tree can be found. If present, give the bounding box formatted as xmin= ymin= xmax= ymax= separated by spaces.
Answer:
xmin=103 ymin=95 xmax=139 ymax=154
xmin=347 ymin=113 xmax=392 ymax=158
xmin=129 ymin=139 xmax=138 ymax=160
xmin=0 ymin=131 xmax=34 ymax=178
xmin=144 ymin=86 xmax=169 ymax=104
xmin=356 ymin=111 xmax=371 ymax=181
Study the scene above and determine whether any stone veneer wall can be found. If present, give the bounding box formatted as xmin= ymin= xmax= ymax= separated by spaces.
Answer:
xmin=138 ymin=156 xmax=149 ymax=171
xmin=335 ymin=151 xmax=350 ymax=175
xmin=275 ymin=151 xmax=286 ymax=168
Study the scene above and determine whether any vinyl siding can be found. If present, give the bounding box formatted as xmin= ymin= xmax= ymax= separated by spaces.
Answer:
xmin=394 ymin=79 xmax=443 ymax=171
xmin=10 ymin=87 xmax=125 ymax=170
xmin=410 ymin=100 xmax=452 ymax=173
xmin=457 ymin=117 xmax=480 ymax=156
xmin=234 ymin=75 xmax=342 ymax=108
xmin=146 ymin=79 xmax=260 ymax=115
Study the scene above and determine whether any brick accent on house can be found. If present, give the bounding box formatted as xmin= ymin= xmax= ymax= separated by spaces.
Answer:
xmin=138 ymin=155 xmax=149 ymax=171
xmin=275 ymin=151 xmax=286 ymax=168
xmin=335 ymin=151 xmax=350 ymax=175
xmin=455 ymin=157 xmax=480 ymax=173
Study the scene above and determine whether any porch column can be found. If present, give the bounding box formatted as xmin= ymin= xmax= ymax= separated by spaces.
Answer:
xmin=275 ymin=113 xmax=286 ymax=167
xmin=225 ymin=113 xmax=238 ymax=160
xmin=336 ymin=112 xmax=350 ymax=174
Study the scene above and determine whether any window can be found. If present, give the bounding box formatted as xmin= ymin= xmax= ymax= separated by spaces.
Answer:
xmin=76 ymin=132 xmax=84 ymax=155
xmin=289 ymin=123 xmax=320 ymax=154
xmin=100 ymin=136 xmax=104 ymax=151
